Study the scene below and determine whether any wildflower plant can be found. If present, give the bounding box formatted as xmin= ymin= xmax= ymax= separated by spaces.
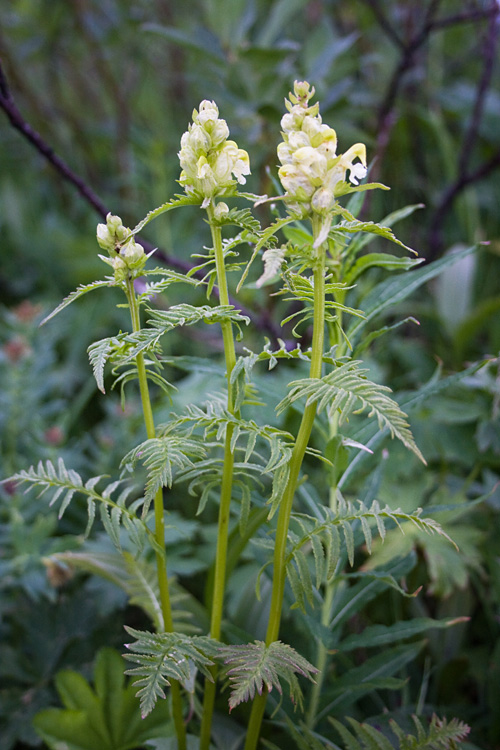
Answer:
xmin=5 ymin=82 xmax=471 ymax=750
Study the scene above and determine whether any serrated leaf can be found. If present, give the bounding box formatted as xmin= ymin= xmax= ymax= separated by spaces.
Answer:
xmin=277 ymin=360 xmax=425 ymax=462
xmin=40 ymin=279 xmax=114 ymax=326
xmin=219 ymin=640 xmax=318 ymax=711
xmin=124 ymin=628 xmax=219 ymax=717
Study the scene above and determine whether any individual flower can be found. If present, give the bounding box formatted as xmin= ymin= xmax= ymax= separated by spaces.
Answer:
xmin=96 ymin=213 xmax=145 ymax=281
xmin=277 ymin=81 xmax=367 ymax=218
xmin=178 ymin=100 xmax=250 ymax=207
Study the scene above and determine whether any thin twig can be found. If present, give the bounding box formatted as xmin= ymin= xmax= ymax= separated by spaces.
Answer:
xmin=0 ymin=58 xmax=284 ymax=342
xmin=428 ymin=7 xmax=500 ymax=256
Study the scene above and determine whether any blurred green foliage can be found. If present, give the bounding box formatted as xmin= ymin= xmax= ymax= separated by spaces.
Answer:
xmin=1 ymin=1 xmax=500 ymax=749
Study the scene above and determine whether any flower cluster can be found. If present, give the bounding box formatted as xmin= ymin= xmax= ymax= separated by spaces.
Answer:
xmin=96 ymin=213 xmax=145 ymax=282
xmin=178 ymin=100 xmax=250 ymax=208
xmin=277 ymin=81 xmax=367 ymax=218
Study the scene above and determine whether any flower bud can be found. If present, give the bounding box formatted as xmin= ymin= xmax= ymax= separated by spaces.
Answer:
xmin=213 ymin=202 xmax=229 ymax=220
xmin=311 ymin=187 xmax=335 ymax=215
xmin=96 ymin=213 xmax=129 ymax=253
xmin=112 ymin=256 xmax=128 ymax=283
xmin=120 ymin=238 xmax=145 ymax=267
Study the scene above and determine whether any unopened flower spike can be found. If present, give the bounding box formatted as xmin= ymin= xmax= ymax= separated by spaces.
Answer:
xmin=277 ymin=81 xmax=367 ymax=221
xmin=178 ymin=100 xmax=250 ymax=208
xmin=96 ymin=213 xmax=146 ymax=282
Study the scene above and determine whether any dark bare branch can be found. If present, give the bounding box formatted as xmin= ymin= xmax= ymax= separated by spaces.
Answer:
xmin=0 ymin=58 xmax=283 ymax=341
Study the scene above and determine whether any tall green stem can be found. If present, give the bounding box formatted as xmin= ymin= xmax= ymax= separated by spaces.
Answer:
xmin=199 ymin=203 xmax=238 ymax=750
xmin=244 ymin=217 xmax=326 ymax=750
xmin=125 ymin=277 xmax=186 ymax=750
xmin=306 ymin=286 xmax=347 ymax=728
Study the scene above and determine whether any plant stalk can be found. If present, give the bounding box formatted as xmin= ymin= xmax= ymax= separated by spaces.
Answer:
xmin=125 ymin=276 xmax=186 ymax=750
xmin=306 ymin=287 xmax=347 ymax=729
xmin=199 ymin=202 xmax=238 ymax=750
xmin=244 ymin=217 xmax=326 ymax=750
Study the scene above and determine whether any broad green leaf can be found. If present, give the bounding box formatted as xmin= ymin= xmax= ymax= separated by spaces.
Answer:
xmin=344 ymin=253 xmax=423 ymax=286
xmin=316 ymin=641 xmax=425 ymax=719
xmin=142 ymin=25 xmax=226 ymax=63
xmin=256 ymin=0 xmax=309 ymax=46
xmin=338 ymin=616 xmax=468 ymax=652
xmin=33 ymin=709 xmax=103 ymax=750
xmin=347 ymin=243 xmax=480 ymax=346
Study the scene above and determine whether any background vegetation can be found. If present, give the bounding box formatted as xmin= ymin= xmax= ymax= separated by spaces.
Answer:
xmin=1 ymin=1 xmax=500 ymax=749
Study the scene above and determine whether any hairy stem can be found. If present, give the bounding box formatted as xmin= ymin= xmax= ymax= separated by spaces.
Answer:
xmin=125 ymin=276 xmax=186 ymax=750
xmin=244 ymin=216 xmax=326 ymax=750
xmin=199 ymin=203 xmax=238 ymax=750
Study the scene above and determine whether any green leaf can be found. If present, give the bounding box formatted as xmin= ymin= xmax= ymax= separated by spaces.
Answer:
xmin=49 ymin=550 xmax=194 ymax=632
xmin=34 ymin=708 xmax=104 ymax=750
xmin=122 ymin=304 xmax=250 ymax=361
xmin=344 ymin=203 xmax=424 ymax=259
xmin=338 ymin=616 xmax=469 ymax=652
xmin=5 ymin=459 xmax=151 ymax=549
xmin=317 ymin=642 xmax=425 ymax=719
xmin=33 ymin=648 xmax=171 ymax=750
xmin=219 ymin=639 xmax=318 ymax=711
xmin=131 ymin=194 xmax=201 ymax=235
xmin=347 ymin=243 xmax=481 ymax=347
xmin=277 ymin=360 xmax=425 ymax=462
xmin=284 ymin=499 xmax=452 ymax=613
xmin=339 ymin=358 xmax=491 ymax=489
xmin=40 ymin=279 xmax=114 ymax=326
xmin=332 ymin=219 xmax=413 ymax=255
xmin=328 ymin=714 xmax=470 ymax=750
xmin=142 ymin=24 xmax=226 ymax=63
xmin=122 ymin=435 xmax=206 ymax=516
xmin=255 ymin=0 xmax=309 ymax=46
xmin=344 ymin=253 xmax=423 ymax=286
xmin=124 ymin=628 xmax=219 ymax=717
xmin=88 ymin=336 xmax=117 ymax=393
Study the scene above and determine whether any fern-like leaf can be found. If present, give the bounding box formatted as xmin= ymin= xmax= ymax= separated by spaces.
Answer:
xmin=40 ymin=278 xmax=115 ymax=326
xmin=5 ymin=459 xmax=152 ymax=548
xmin=122 ymin=436 xmax=206 ymax=516
xmin=131 ymin=194 xmax=200 ymax=235
xmin=277 ymin=360 xmax=425 ymax=463
xmin=122 ymin=304 xmax=250 ymax=361
xmin=123 ymin=627 xmax=219 ymax=717
xmin=48 ymin=550 xmax=196 ymax=632
xmin=219 ymin=640 xmax=318 ymax=711
xmin=256 ymin=245 xmax=287 ymax=287
xmin=329 ymin=714 xmax=470 ymax=750
xmin=284 ymin=495 xmax=455 ymax=612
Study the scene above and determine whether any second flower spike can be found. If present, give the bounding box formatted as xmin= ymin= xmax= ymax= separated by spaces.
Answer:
xmin=278 ymin=81 xmax=367 ymax=218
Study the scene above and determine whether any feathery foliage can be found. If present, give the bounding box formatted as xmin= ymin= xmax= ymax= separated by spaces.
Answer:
xmin=329 ymin=715 xmax=470 ymax=750
xmin=121 ymin=435 xmax=207 ymax=516
xmin=6 ymin=459 xmax=152 ymax=551
xmin=123 ymin=627 xmax=220 ymax=717
xmin=48 ymin=550 xmax=196 ymax=633
xmin=122 ymin=304 xmax=251 ymax=360
xmin=283 ymin=495 xmax=455 ymax=612
xmin=277 ymin=360 xmax=425 ymax=462
xmin=40 ymin=278 xmax=115 ymax=326
xmin=218 ymin=640 xmax=318 ymax=711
